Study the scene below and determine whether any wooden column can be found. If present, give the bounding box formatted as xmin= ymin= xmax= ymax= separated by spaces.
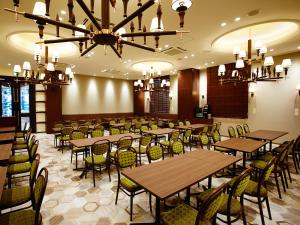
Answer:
xmin=46 ymin=85 xmax=62 ymax=133
xmin=133 ymin=86 xmax=144 ymax=116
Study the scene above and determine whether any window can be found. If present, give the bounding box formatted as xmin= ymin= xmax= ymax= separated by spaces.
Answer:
xmin=1 ymin=84 xmax=13 ymax=117
xmin=150 ymin=79 xmax=170 ymax=114
xmin=20 ymin=84 xmax=30 ymax=113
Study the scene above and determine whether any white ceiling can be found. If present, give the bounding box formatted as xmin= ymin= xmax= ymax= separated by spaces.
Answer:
xmin=0 ymin=0 xmax=300 ymax=79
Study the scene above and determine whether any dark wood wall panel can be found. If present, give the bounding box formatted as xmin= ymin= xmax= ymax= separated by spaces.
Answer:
xmin=62 ymin=113 xmax=134 ymax=121
xmin=178 ymin=69 xmax=200 ymax=121
xmin=207 ymin=63 xmax=248 ymax=118
xmin=46 ymin=85 xmax=62 ymax=133
xmin=133 ymin=87 xmax=144 ymax=116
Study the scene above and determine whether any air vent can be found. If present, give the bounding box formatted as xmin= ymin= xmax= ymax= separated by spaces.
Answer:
xmin=162 ymin=47 xmax=187 ymax=56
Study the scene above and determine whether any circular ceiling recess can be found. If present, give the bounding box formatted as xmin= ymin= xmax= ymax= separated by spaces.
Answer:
xmin=131 ymin=61 xmax=173 ymax=73
xmin=7 ymin=32 xmax=77 ymax=57
xmin=212 ymin=21 xmax=299 ymax=53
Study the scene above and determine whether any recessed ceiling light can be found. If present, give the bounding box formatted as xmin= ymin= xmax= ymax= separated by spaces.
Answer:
xmin=59 ymin=17 xmax=63 ymax=21
xmin=297 ymin=46 xmax=300 ymax=49
xmin=197 ymin=66 xmax=201 ymax=69
xmin=165 ymin=44 xmax=169 ymax=48
xmin=93 ymin=74 xmax=96 ymax=76
xmin=127 ymin=59 xmax=131 ymax=62
xmin=211 ymin=61 xmax=214 ymax=64
xmin=158 ymin=47 xmax=162 ymax=51
xmin=191 ymin=54 xmax=195 ymax=57
xmin=205 ymin=63 xmax=208 ymax=66
xmin=8 ymin=63 xmax=11 ymax=66
xmin=111 ymin=76 xmax=114 ymax=78
xmin=221 ymin=22 xmax=227 ymax=27
xmin=234 ymin=17 xmax=241 ymax=22
xmin=184 ymin=55 xmax=188 ymax=59
xmin=61 ymin=10 xmax=66 ymax=15
xmin=270 ymin=49 xmax=274 ymax=52
xmin=126 ymin=78 xmax=129 ymax=80
xmin=124 ymin=61 xmax=127 ymax=64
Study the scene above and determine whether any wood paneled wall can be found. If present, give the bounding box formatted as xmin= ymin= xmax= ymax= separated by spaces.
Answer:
xmin=207 ymin=63 xmax=248 ymax=118
xmin=62 ymin=113 xmax=134 ymax=121
xmin=46 ymin=85 xmax=62 ymax=133
xmin=178 ymin=69 xmax=200 ymax=121
xmin=133 ymin=87 xmax=144 ymax=115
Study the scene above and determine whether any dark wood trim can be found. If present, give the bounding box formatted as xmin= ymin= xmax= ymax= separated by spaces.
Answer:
xmin=62 ymin=112 xmax=135 ymax=121
xmin=46 ymin=85 xmax=62 ymax=133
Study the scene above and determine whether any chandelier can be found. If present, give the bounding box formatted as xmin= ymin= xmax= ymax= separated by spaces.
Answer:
xmin=218 ymin=39 xmax=292 ymax=84
xmin=13 ymin=46 xmax=74 ymax=86
xmin=134 ymin=66 xmax=170 ymax=92
xmin=5 ymin=0 xmax=192 ymax=59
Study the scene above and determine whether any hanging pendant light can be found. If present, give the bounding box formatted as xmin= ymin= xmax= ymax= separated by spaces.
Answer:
xmin=171 ymin=0 xmax=192 ymax=28
xmin=150 ymin=17 xmax=164 ymax=32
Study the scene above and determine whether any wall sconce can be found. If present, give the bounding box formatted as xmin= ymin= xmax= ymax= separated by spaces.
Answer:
xmin=249 ymin=86 xmax=256 ymax=97
xmin=297 ymin=83 xmax=300 ymax=95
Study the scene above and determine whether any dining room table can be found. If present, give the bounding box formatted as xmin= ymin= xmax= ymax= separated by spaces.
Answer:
xmin=0 ymin=144 xmax=12 ymax=165
xmin=0 ymin=166 xmax=7 ymax=199
xmin=241 ymin=130 xmax=288 ymax=151
xmin=142 ymin=128 xmax=175 ymax=142
xmin=212 ymin=138 xmax=267 ymax=168
xmin=122 ymin=149 xmax=241 ymax=225
xmin=176 ymin=123 xmax=210 ymax=131
xmin=0 ymin=126 xmax=16 ymax=133
xmin=0 ymin=132 xmax=15 ymax=144
xmin=52 ymin=125 xmax=95 ymax=133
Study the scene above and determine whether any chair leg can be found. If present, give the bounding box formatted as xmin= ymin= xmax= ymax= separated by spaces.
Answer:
xmin=282 ymin=169 xmax=289 ymax=189
xmin=75 ymin=153 xmax=78 ymax=169
xmin=71 ymin=151 xmax=73 ymax=163
xmin=115 ymin=185 xmax=119 ymax=205
xmin=286 ymin=164 xmax=292 ymax=183
xmin=130 ymin=193 xmax=134 ymax=221
xmin=274 ymin=174 xmax=282 ymax=199
xmin=293 ymin=156 xmax=299 ymax=173
xmin=92 ymin=166 xmax=96 ymax=187
xmin=149 ymin=193 xmax=152 ymax=214
xmin=258 ymin=197 xmax=265 ymax=225
xmin=265 ymin=196 xmax=272 ymax=220
xmin=240 ymin=196 xmax=247 ymax=225
xmin=107 ymin=163 xmax=111 ymax=182
xmin=280 ymin=171 xmax=286 ymax=192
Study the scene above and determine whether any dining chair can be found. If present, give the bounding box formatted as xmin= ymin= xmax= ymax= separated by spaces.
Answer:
xmin=182 ymin=129 xmax=193 ymax=151
xmin=53 ymin=122 xmax=64 ymax=147
xmin=0 ymin=154 xmax=40 ymax=213
xmin=59 ymin=127 xmax=74 ymax=153
xmin=78 ymin=126 xmax=89 ymax=138
xmin=123 ymin=123 xmax=132 ymax=133
xmin=212 ymin=131 xmax=234 ymax=154
xmin=228 ymin=126 xmax=237 ymax=138
xmin=15 ymin=122 xmax=28 ymax=140
xmin=94 ymin=124 xmax=104 ymax=131
xmin=170 ymin=139 xmax=185 ymax=156
xmin=198 ymin=133 xmax=210 ymax=150
xmin=168 ymin=122 xmax=175 ymax=129
xmin=216 ymin=122 xmax=222 ymax=135
xmin=161 ymin=131 xmax=180 ymax=154
xmin=9 ymin=139 xmax=39 ymax=165
xmin=185 ymin=120 xmax=191 ymax=126
xmin=115 ymin=147 xmax=146 ymax=221
xmin=131 ymin=122 xmax=142 ymax=134
xmin=91 ymin=129 xmax=104 ymax=138
xmin=84 ymin=139 xmax=111 ymax=187
xmin=134 ymin=135 xmax=152 ymax=165
xmin=236 ymin=125 xmax=244 ymax=137
xmin=12 ymin=134 xmax=35 ymax=157
xmin=243 ymin=124 xmax=250 ymax=134
xmin=161 ymin=183 xmax=226 ymax=225
xmin=70 ymin=131 xmax=88 ymax=170
xmin=110 ymin=128 xmax=120 ymax=135
xmin=0 ymin=167 xmax=48 ymax=225
xmin=178 ymin=121 xmax=184 ymax=126
xmin=110 ymin=136 xmax=134 ymax=161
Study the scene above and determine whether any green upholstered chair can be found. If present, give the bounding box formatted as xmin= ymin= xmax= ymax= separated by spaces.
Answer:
xmin=242 ymin=157 xmax=276 ymax=225
xmin=109 ymin=120 xmax=116 ymax=126
xmin=0 ymin=154 xmax=40 ymax=212
xmin=134 ymin=135 xmax=152 ymax=165
xmin=196 ymin=168 xmax=252 ymax=225
xmin=182 ymin=129 xmax=193 ymax=151
xmin=289 ymin=136 xmax=300 ymax=174
xmin=91 ymin=129 xmax=104 ymax=138
xmin=209 ymin=123 xmax=217 ymax=136
xmin=84 ymin=139 xmax=111 ymax=187
xmin=250 ymin=142 xmax=291 ymax=199
xmin=9 ymin=139 xmax=39 ymax=165
xmin=202 ymin=126 xmax=209 ymax=135
xmin=59 ymin=127 xmax=73 ymax=153
xmin=132 ymin=118 xmax=138 ymax=123
xmin=110 ymin=128 xmax=120 ymax=135
xmin=71 ymin=121 xmax=79 ymax=128
xmin=84 ymin=121 xmax=92 ymax=126
xmin=228 ymin=126 xmax=237 ymax=138
xmin=140 ymin=118 xmax=146 ymax=122
xmin=146 ymin=142 xmax=164 ymax=163
xmin=140 ymin=125 xmax=149 ymax=133
xmin=110 ymin=136 xmax=133 ymax=160
xmin=78 ymin=126 xmax=89 ymax=138
xmin=131 ymin=122 xmax=142 ymax=134
xmin=0 ymin=167 xmax=48 ymax=225
xmin=212 ymin=131 xmax=234 ymax=154
xmin=115 ymin=147 xmax=145 ymax=221
xmin=123 ymin=123 xmax=132 ymax=133
xmin=178 ymin=121 xmax=184 ymax=126
xmin=12 ymin=128 xmax=33 ymax=155
xmin=168 ymin=122 xmax=175 ymax=129
xmin=53 ymin=122 xmax=63 ymax=147
xmin=198 ymin=133 xmax=210 ymax=150
xmin=15 ymin=122 xmax=28 ymax=140
xmin=11 ymin=135 xmax=36 ymax=160
xmin=161 ymin=183 xmax=226 ymax=225
xmin=170 ymin=139 xmax=185 ymax=156
xmin=243 ymin=124 xmax=250 ymax=134
xmin=216 ymin=122 xmax=222 ymax=135
xmin=185 ymin=120 xmax=191 ymax=126
xmin=236 ymin=125 xmax=244 ymax=137
xmin=157 ymin=120 xmax=165 ymax=128
xmin=161 ymin=131 xmax=180 ymax=154
xmin=119 ymin=118 xmax=126 ymax=124
xmin=94 ymin=124 xmax=104 ymax=131
xmin=70 ymin=131 xmax=87 ymax=169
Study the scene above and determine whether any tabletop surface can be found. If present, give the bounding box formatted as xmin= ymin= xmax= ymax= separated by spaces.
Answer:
xmin=0 ymin=127 xmax=16 ymax=133
xmin=70 ymin=133 xmax=141 ymax=148
xmin=0 ymin=144 xmax=12 ymax=161
xmin=176 ymin=124 xmax=209 ymax=130
xmin=0 ymin=167 xmax=7 ymax=198
xmin=122 ymin=149 xmax=241 ymax=199
xmin=143 ymin=128 xmax=176 ymax=135
xmin=0 ymin=133 xmax=15 ymax=142
xmin=242 ymin=130 xmax=288 ymax=141
xmin=52 ymin=125 xmax=95 ymax=132
xmin=213 ymin=138 xmax=266 ymax=153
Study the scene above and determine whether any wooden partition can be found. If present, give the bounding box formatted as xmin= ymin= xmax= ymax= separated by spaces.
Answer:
xmin=207 ymin=63 xmax=248 ymax=118
xmin=46 ymin=85 xmax=62 ymax=133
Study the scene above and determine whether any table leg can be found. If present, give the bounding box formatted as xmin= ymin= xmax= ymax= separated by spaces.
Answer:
xmin=185 ymin=187 xmax=191 ymax=205
xmin=243 ymin=152 xmax=246 ymax=168
xmin=155 ymin=197 xmax=161 ymax=224
xmin=269 ymin=141 xmax=272 ymax=151
xmin=208 ymin=176 xmax=212 ymax=188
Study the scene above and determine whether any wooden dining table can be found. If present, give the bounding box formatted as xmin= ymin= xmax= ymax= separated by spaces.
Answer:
xmin=176 ymin=123 xmax=209 ymax=130
xmin=0 ymin=126 xmax=16 ymax=133
xmin=122 ymin=149 xmax=241 ymax=224
xmin=0 ymin=144 xmax=12 ymax=164
xmin=52 ymin=125 xmax=95 ymax=133
xmin=142 ymin=128 xmax=175 ymax=142
xmin=0 ymin=167 xmax=7 ymax=199
xmin=241 ymin=130 xmax=288 ymax=150
xmin=213 ymin=138 xmax=266 ymax=167
xmin=0 ymin=132 xmax=15 ymax=144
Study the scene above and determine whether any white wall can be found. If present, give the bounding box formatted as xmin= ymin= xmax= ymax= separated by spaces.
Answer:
xmin=62 ymin=75 xmax=133 ymax=114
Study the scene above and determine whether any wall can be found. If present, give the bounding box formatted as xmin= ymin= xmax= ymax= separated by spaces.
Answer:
xmin=62 ymin=75 xmax=133 ymax=115
xmin=201 ymin=52 xmax=300 ymax=141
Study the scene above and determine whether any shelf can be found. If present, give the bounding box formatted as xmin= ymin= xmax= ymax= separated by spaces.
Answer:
xmin=35 ymin=101 xmax=46 ymax=103
xmin=36 ymin=90 xmax=45 ymax=93
xmin=36 ymin=111 xmax=46 ymax=113
xmin=36 ymin=121 xmax=46 ymax=124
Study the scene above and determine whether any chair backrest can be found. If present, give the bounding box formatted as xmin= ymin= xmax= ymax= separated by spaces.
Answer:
xmin=256 ymin=157 xmax=276 ymax=196
xmin=147 ymin=142 xmax=164 ymax=163
xmin=157 ymin=120 xmax=164 ymax=127
xmin=140 ymin=135 xmax=152 ymax=147
xmin=94 ymin=124 xmax=104 ymax=131
xmin=30 ymin=140 xmax=39 ymax=161
xmin=140 ymin=118 xmax=146 ymax=122
xmin=109 ymin=120 xmax=116 ymax=125
xmin=27 ymin=135 xmax=36 ymax=150
xmin=236 ymin=125 xmax=244 ymax=137
xmin=170 ymin=131 xmax=180 ymax=141
xmin=151 ymin=124 xmax=158 ymax=130
xmin=171 ymin=140 xmax=184 ymax=155
xmin=61 ymin=127 xmax=74 ymax=136
xmin=33 ymin=167 xmax=48 ymax=225
xmin=71 ymin=122 xmax=78 ymax=128
xmin=202 ymin=126 xmax=209 ymax=134
xmin=78 ymin=126 xmax=89 ymax=135
xmin=91 ymin=139 xmax=110 ymax=156
xmin=24 ymin=127 xmax=32 ymax=142
xmin=71 ymin=131 xmax=85 ymax=140
xmin=91 ymin=129 xmax=104 ymax=138
xmin=132 ymin=118 xmax=138 ymax=123
xmin=115 ymin=147 xmax=137 ymax=169
xmin=110 ymin=128 xmax=120 ymax=135
xmin=22 ymin=122 xmax=28 ymax=131
xmin=141 ymin=125 xmax=149 ymax=132
xmin=30 ymin=154 xmax=40 ymax=190
xmin=229 ymin=168 xmax=252 ymax=199
xmin=228 ymin=126 xmax=236 ymax=138
xmin=135 ymin=122 xmax=142 ymax=129
xmin=124 ymin=123 xmax=131 ymax=130
xmin=184 ymin=129 xmax=192 ymax=139
xmin=216 ymin=122 xmax=222 ymax=132
xmin=118 ymin=136 xmax=133 ymax=149
xmin=54 ymin=123 xmax=64 ymax=128
xmin=195 ymin=183 xmax=226 ymax=224
xmin=292 ymin=135 xmax=300 ymax=155
xmin=199 ymin=133 xmax=210 ymax=147
xmin=168 ymin=122 xmax=175 ymax=129
xmin=243 ymin=123 xmax=250 ymax=134
xmin=119 ymin=119 xmax=126 ymax=123
xmin=178 ymin=121 xmax=184 ymax=126
xmin=212 ymin=131 xmax=221 ymax=143
xmin=84 ymin=121 xmax=92 ymax=126
xmin=185 ymin=120 xmax=191 ymax=126
xmin=211 ymin=123 xmax=217 ymax=134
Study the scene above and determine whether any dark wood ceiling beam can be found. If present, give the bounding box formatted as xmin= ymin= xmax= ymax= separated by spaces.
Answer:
xmin=121 ymin=40 xmax=155 ymax=52
xmin=81 ymin=43 xmax=98 ymax=56
xmin=76 ymin=0 xmax=102 ymax=31
xmin=121 ymin=31 xmax=178 ymax=37
xmin=110 ymin=44 xmax=122 ymax=58
xmin=38 ymin=37 xmax=90 ymax=44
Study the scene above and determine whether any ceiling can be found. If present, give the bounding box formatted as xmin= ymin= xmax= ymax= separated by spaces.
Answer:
xmin=0 ymin=0 xmax=300 ymax=80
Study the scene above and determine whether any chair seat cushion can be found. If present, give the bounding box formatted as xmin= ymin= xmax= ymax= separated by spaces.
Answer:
xmin=244 ymin=180 xmax=267 ymax=197
xmin=258 ymin=152 xmax=274 ymax=162
xmin=218 ymin=195 xmax=241 ymax=215
xmin=61 ymin=136 xmax=70 ymax=141
xmin=134 ymin=146 xmax=146 ymax=154
xmin=85 ymin=155 xmax=106 ymax=165
xmin=0 ymin=186 xmax=31 ymax=209
xmin=12 ymin=144 xmax=28 ymax=150
xmin=120 ymin=177 xmax=140 ymax=191
xmin=160 ymin=141 xmax=170 ymax=146
xmin=214 ymin=146 xmax=233 ymax=153
xmin=9 ymin=155 xmax=29 ymax=164
xmin=251 ymin=160 xmax=281 ymax=172
xmin=14 ymin=140 xmax=26 ymax=145
xmin=8 ymin=162 xmax=31 ymax=175
xmin=161 ymin=203 xmax=212 ymax=225
xmin=0 ymin=209 xmax=40 ymax=225
xmin=15 ymin=132 xmax=24 ymax=139
xmin=72 ymin=147 xmax=86 ymax=153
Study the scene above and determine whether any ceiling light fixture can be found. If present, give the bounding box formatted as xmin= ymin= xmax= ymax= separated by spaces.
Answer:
xmin=5 ymin=0 xmax=191 ymax=59
xmin=234 ymin=17 xmax=240 ymax=22
xmin=221 ymin=22 xmax=227 ymax=27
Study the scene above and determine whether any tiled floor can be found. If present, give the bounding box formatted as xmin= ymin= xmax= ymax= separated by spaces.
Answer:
xmin=6 ymin=133 xmax=300 ymax=225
